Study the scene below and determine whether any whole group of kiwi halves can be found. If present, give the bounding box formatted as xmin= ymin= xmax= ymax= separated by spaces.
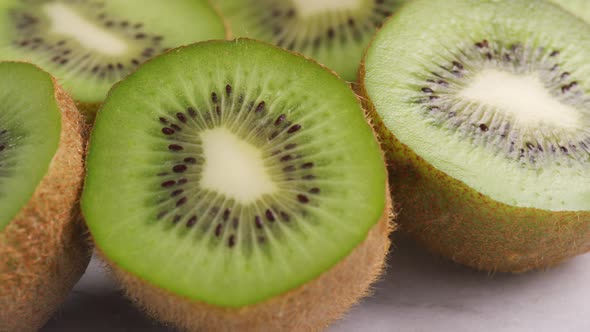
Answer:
xmin=0 ymin=0 xmax=589 ymax=331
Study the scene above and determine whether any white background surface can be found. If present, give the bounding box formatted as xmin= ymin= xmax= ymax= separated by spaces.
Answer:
xmin=42 ymin=234 xmax=590 ymax=332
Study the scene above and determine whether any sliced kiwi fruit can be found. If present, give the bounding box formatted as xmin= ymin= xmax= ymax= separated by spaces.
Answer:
xmin=82 ymin=38 xmax=391 ymax=331
xmin=550 ymin=0 xmax=590 ymax=22
xmin=0 ymin=62 xmax=88 ymax=331
xmin=361 ymin=0 xmax=590 ymax=273
xmin=215 ymin=0 xmax=407 ymax=81
xmin=0 ymin=0 xmax=226 ymax=118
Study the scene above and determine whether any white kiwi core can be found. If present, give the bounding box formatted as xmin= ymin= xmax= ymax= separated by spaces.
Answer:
xmin=200 ymin=127 xmax=277 ymax=204
xmin=460 ymin=69 xmax=581 ymax=129
xmin=291 ymin=0 xmax=363 ymax=18
xmin=44 ymin=3 xmax=128 ymax=56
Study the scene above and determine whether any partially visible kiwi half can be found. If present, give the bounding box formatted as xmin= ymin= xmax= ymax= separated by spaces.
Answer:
xmin=0 ymin=0 xmax=226 ymax=119
xmin=215 ymin=0 xmax=407 ymax=81
xmin=0 ymin=62 xmax=88 ymax=331
xmin=82 ymin=39 xmax=391 ymax=331
xmin=361 ymin=0 xmax=590 ymax=272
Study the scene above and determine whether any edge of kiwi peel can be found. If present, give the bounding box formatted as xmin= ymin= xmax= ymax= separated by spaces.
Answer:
xmin=99 ymin=192 xmax=392 ymax=332
xmin=358 ymin=59 xmax=590 ymax=273
xmin=84 ymin=38 xmax=395 ymax=331
xmin=0 ymin=62 xmax=91 ymax=331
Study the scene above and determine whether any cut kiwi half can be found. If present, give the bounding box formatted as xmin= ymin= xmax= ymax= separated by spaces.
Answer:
xmin=0 ymin=62 xmax=88 ymax=331
xmin=215 ymin=0 xmax=407 ymax=81
xmin=550 ymin=0 xmax=590 ymax=23
xmin=0 ymin=0 xmax=226 ymax=118
xmin=361 ymin=0 xmax=590 ymax=273
xmin=82 ymin=39 xmax=391 ymax=330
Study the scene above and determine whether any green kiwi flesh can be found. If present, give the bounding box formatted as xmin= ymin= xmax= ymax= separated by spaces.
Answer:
xmin=361 ymin=0 xmax=590 ymax=272
xmin=215 ymin=0 xmax=407 ymax=81
xmin=0 ymin=0 xmax=226 ymax=114
xmin=82 ymin=39 xmax=388 ymax=310
xmin=550 ymin=0 xmax=590 ymax=23
xmin=0 ymin=61 xmax=88 ymax=331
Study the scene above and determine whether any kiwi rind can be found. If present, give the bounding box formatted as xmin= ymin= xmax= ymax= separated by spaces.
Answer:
xmin=104 ymin=197 xmax=392 ymax=332
xmin=360 ymin=93 xmax=590 ymax=272
xmin=359 ymin=0 xmax=590 ymax=272
xmin=0 ymin=62 xmax=90 ymax=330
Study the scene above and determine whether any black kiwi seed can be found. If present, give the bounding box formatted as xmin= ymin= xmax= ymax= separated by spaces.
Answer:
xmin=275 ymin=114 xmax=286 ymax=125
xmin=172 ymin=165 xmax=187 ymax=173
xmin=176 ymin=197 xmax=188 ymax=207
xmin=186 ymin=216 xmax=198 ymax=227
xmin=287 ymin=124 xmax=301 ymax=133
xmin=265 ymin=209 xmax=276 ymax=222
xmin=174 ymin=113 xmax=186 ymax=123
xmin=297 ymin=195 xmax=309 ymax=204
xmin=161 ymin=180 xmax=176 ymax=188
xmin=255 ymin=216 xmax=263 ymax=229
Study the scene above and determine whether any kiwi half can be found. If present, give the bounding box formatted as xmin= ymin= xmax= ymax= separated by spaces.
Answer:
xmin=82 ymin=39 xmax=391 ymax=331
xmin=361 ymin=0 xmax=590 ymax=273
xmin=0 ymin=0 xmax=226 ymax=117
xmin=215 ymin=0 xmax=407 ymax=81
xmin=550 ymin=0 xmax=590 ymax=23
xmin=0 ymin=62 xmax=88 ymax=331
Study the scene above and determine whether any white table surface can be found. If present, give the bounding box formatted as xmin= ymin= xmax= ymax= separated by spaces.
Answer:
xmin=42 ymin=234 xmax=590 ymax=332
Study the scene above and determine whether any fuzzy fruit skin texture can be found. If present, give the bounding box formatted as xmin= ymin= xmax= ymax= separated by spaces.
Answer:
xmin=101 ymin=194 xmax=393 ymax=332
xmin=0 ymin=73 xmax=90 ymax=332
xmin=358 ymin=67 xmax=590 ymax=273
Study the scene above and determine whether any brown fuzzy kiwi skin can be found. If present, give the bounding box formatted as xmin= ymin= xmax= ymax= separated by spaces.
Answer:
xmin=0 ymin=67 xmax=91 ymax=332
xmin=100 ymin=193 xmax=392 ymax=332
xmin=358 ymin=62 xmax=590 ymax=273
xmin=75 ymin=101 xmax=101 ymax=127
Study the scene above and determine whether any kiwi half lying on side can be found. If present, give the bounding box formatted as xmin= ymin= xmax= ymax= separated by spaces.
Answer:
xmin=0 ymin=62 xmax=88 ymax=331
xmin=82 ymin=39 xmax=392 ymax=331
xmin=550 ymin=0 xmax=590 ymax=22
xmin=361 ymin=0 xmax=590 ymax=273
xmin=0 ymin=0 xmax=226 ymax=118
xmin=215 ymin=0 xmax=407 ymax=81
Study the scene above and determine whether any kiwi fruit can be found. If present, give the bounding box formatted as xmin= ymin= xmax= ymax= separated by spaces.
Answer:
xmin=0 ymin=62 xmax=88 ymax=331
xmin=81 ymin=38 xmax=391 ymax=331
xmin=214 ymin=0 xmax=408 ymax=82
xmin=360 ymin=0 xmax=590 ymax=273
xmin=0 ymin=0 xmax=226 ymax=118
xmin=550 ymin=0 xmax=590 ymax=22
